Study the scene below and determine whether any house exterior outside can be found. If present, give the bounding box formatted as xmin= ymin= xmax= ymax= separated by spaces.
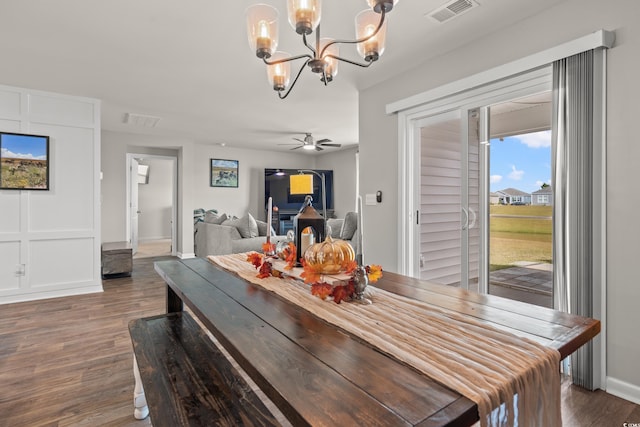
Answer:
xmin=495 ymin=188 xmax=531 ymax=205
xmin=531 ymin=186 xmax=554 ymax=206
xmin=490 ymin=192 xmax=501 ymax=205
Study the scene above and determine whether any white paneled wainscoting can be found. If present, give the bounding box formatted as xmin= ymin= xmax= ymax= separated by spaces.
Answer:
xmin=0 ymin=84 xmax=102 ymax=304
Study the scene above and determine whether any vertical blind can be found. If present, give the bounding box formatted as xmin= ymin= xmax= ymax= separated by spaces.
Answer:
xmin=552 ymin=50 xmax=597 ymax=390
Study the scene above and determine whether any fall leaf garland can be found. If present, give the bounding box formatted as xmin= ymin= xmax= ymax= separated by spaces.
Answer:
xmin=246 ymin=246 xmax=382 ymax=304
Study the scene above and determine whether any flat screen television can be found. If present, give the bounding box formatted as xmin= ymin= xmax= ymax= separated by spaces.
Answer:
xmin=265 ymin=168 xmax=333 ymax=212
xmin=0 ymin=132 xmax=50 ymax=190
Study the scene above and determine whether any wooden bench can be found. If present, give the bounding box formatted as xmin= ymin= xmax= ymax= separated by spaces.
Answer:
xmin=129 ymin=311 xmax=281 ymax=427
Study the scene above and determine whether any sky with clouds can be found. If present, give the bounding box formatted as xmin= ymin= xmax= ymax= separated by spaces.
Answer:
xmin=211 ymin=159 xmax=238 ymax=169
xmin=1 ymin=134 xmax=48 ymax=160
xmin=490 ymin=130 xmax=551 ymax=193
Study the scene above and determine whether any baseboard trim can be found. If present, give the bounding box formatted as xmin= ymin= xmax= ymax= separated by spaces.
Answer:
xmin=139 ymin=237 xmax=172 ymax=242
xmin=0 ymin=284 xmax=104 ymax=305
xmin=606 ymin=376 xmax=640 ymax=405
xmin=178 ymin=252 xmax=196 ymax=259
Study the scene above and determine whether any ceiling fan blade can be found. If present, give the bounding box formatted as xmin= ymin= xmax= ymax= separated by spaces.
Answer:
xmin=315 ymin=138 xmax=332 ymax=144
xmin=315 ymin=146 xmax=324 ymax=151
xmin=278 ymin=143 xmax=302 ymax=146
xmin=293 ymin=138 xmax=306 ymax=144
xmin=290 ymin=145 xmax=303 ymax=150
xmin=319 ymin=143 xmax=341 ymax=147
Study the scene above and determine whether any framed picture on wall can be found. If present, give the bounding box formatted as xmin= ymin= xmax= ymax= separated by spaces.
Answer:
xmin=0 ymin=132 xmax=50 ymax=190
xmin=210 ymin=158 xmax=239 ymax=188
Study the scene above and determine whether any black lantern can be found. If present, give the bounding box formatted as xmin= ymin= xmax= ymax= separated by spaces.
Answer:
xmin=293 ymin=199 xmax=326 ymax=265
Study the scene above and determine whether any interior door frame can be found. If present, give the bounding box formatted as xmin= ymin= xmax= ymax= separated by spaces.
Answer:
xmin=130 ymin=157 xmax=140 ymax=254
xmin=126 ymin=153 xmax=178 ymax=257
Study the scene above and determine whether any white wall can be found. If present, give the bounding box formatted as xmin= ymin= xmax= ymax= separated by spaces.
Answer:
xmin=137 ymin=157 xmax=173 ymax=240
xmin=101 ymin=131 xmax=192 ymax=256
xmin=192 ymin=145 xmax=312 ymax=220
xmin=101 ymin=132 xmax=357 ymax=256
xmin=359 ymin=0 xmax=640 ymax=403
xmin=0 ymin=85 xmax=101 ymax=303
xmin=316 ymin=147 xmax=358 ymax=218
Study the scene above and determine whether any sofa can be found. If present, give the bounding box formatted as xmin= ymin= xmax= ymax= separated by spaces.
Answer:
xmin=194 ymin=210 xmax=359 ymax=258
xmin=195 ymin=211 xmax=288 ymax=257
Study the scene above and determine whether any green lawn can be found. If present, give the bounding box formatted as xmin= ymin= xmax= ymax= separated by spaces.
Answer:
xmin=490 ymin=204 xmax=552 ymax=217
xmin=490 ymin=205 xmax=552 ymax=271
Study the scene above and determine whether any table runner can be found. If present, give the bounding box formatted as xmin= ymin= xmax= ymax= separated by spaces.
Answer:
xmin=209 ymin=253 xmax=561 ymax=427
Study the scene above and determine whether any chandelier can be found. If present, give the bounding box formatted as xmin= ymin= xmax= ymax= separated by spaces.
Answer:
xmin=246 ymin=0 xmax=399 ymax=99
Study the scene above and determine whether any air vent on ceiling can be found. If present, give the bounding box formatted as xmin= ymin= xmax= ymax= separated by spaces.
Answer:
xmin=427 ymin=0 xmax=479 ymax=23
xmin=123 ymin=113 xmax=161 ymax=128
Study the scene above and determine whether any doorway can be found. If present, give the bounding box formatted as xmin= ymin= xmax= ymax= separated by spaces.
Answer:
xmin=399 ymin=66 xmax=552 ymax=298
xmin=126 ymin=153 xmax=177 ymax=258
xmin=397 ymin=44 xmax=607 ymax=389
xmin=487 ymin=92 xmax=553 ymax=307
xmin=412 ymin=91 xmax=553 ymax=306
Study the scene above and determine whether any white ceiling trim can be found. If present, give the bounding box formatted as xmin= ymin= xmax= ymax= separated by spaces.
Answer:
xmin=386 ymin=29 xmax=615 ymax=114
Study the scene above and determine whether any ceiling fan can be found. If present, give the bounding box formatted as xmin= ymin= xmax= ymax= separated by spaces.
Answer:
xmin=279 ymin=133 xmax=342 ymax=151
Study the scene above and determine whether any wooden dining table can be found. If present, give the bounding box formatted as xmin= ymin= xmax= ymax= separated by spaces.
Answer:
xmin=154 ymin=257 xmax=600 ymax=427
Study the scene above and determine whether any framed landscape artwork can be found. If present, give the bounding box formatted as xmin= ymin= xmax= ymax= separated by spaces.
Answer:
xmin=0 ymin=132 xmax=50 ymax=190
xmin=210 ymin=158 xmax=239 ymax=188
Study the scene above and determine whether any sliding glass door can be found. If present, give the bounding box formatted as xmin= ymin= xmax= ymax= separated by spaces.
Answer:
xmin=398 ymin=51 xmax=605 ymax=389
xmin=399 ymin=66 xmax=552 ymax=293
xmin=415 ymin=108 xmax=481 ymax=289
xmin=487 ymin=92 xmax=553 ymax=307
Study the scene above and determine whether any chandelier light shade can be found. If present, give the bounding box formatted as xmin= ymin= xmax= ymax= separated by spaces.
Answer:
xmin=266 ymin=52 xmax=291 ymax=91
xmin=246 ymin=4 xmax=279 ymax=59
xmin=319 ymin=37 xmax=339 ymax=81
xmin=356 ymin=10 xmax=387 ymax=62
xmin=287 ymin=0 xmax=322 ymax=35
xmin=246 ymin=0 xmax=400 ymax=99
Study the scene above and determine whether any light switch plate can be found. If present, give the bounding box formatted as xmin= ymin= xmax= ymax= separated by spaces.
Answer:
xmin=365 ymin=194 xmax=377 ymax=205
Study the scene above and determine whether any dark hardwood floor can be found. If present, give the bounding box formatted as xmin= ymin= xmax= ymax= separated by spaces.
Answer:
xmin=0 ymin=257 xmax=169 ymax=427
xmin=0 ymin=256 xmax=638 ymax=427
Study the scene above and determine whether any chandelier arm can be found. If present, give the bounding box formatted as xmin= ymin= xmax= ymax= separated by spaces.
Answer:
xmin=302 ymin=33 xmax=317 ymax=56
xmin=325 ymin=54 xmax=374 ymax=68
xmin=277 ymin=58 xmax=311 ymax=99
xmin=319 ymin=9 xmax=386 ymax=58
xmin=263 ymin=53 xmax=313 ymax=66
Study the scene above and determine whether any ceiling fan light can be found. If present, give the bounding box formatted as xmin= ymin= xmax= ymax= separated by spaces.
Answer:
xmin=303 ymin=144 xmax=316 ymax=151
xmin=246 ymin=4 xmax=279 ymax=59
xmin=367 ymin=0 xmax=399 ymax=13
xmin=287 ymin=0 xmax=322 ymax=35
xmin=266 ymin=52 xmax=291 ymax=91
xmin=356 ymin=9 xmax=387 ymax=62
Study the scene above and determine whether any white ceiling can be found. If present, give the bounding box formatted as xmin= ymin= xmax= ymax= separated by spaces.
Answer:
xmin=1 ymin=0 xmax=567 ymax=153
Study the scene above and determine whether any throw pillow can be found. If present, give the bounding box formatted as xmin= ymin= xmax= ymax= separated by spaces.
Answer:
xmin=340 ymin=212 xmax=358 ymax=240
xmin=326 ymin=218 xmax=344 ymax=239
xmin=204 ymin=212 xmax=228 ymax=224
xmin=256 ymin=220 xmax=277 ymax=237
xmin=194 ymin=208 xmax=206 ymax=223
xmin=224 ymin=213 xmax=259 ymax=238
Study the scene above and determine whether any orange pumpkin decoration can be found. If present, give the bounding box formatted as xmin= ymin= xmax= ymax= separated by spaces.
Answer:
xmin=304 ymin=236 xmax=355 ymax=274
